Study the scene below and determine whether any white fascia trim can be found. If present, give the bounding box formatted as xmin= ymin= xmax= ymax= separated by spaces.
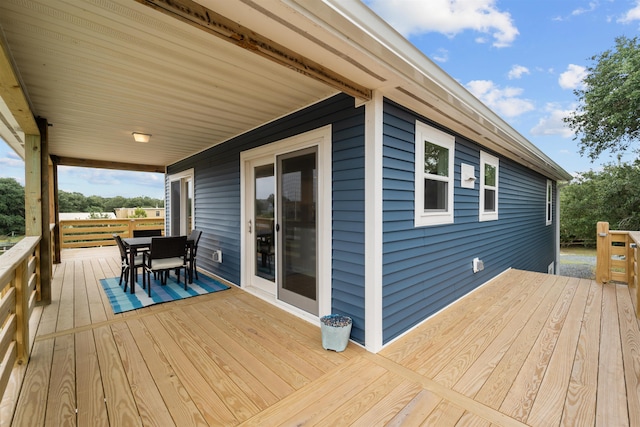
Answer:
xmin=303 ymin=0 xmax=571 ymax=182
xmin=364 ymin=91 xmax=384 ymax=353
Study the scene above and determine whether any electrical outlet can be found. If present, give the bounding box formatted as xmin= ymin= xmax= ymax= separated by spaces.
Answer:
xmin=212 ymin=249 xmax=222 ymax=263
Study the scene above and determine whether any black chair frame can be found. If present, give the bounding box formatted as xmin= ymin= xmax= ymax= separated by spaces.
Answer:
xmin=142 ymin=236 xmax=189 ymax=296
xmin=113 ymin=234 xmax=143 ymax=293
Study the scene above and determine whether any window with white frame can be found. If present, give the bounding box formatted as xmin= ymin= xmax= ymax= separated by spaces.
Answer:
xmin=479 ymin=152 xmax=499 ymax=221
xmin=546 ymin=179 xmax=553 ymax=225
xmin=415 ymin=121 xmax=455 ymax=227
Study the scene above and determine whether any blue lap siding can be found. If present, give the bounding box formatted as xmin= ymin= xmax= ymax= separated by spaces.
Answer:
xmin=382 ymin=99 xmax=556 ymax=344
xmin=167 ymin=94 xmax=367 ymax=344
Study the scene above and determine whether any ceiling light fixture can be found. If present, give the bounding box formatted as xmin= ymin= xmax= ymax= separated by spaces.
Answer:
xmin=132 ymin=132 xmax=151 ymax=143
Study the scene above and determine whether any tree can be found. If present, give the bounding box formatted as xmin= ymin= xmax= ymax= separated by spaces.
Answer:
xmin=59 ymin=190 xmax=164 ymax=213
xmin=0 ymin=178 xmax=25 ymax=236
xmin=560 ymin=161 xmax=640 ymax=245
xmin=129 ymin=207 xmax=148 ymax=218
xmin=564 ymin=36 xmax=640 ymax=161
xmin=59 ymin=191 xmax=90 ymax=212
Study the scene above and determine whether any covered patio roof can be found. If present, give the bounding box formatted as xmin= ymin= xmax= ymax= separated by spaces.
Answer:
xmin=0 ymin=0 xmax=571 ymax=181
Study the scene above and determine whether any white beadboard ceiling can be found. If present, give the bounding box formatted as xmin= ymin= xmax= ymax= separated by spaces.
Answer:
xmin=0 ymin=0 xmax=572 ymax=181
xmin=0 ymin=0 xmax=342 ymax=169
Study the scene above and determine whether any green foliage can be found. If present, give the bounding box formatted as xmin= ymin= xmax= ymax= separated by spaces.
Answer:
xmin=564 ymin=36 xmax=640 ymax=161
xmin=0 ymin=180 xmax=163 ymax=235
xmin=88 ymin=211 xmax=111 ymax=219
xmin=0 ymin=178 xmax=25 ymax=236
xmin=58 ymin=190 xmax=163 ymax=213
xmin=561 ymin=161 xmax=640 ymax=245
xmin=129 ymin=207 xmax=148 ymax=218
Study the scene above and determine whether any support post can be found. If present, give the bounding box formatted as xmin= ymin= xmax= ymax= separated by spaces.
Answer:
xmin=24 ymin=134 xmax=41 ymax=237
xmin=596 ymin=221 xmax=610 ymax=284
xmin=51 ymin=158 xmax=61 ymax=264
xmin=36 ymin=118 xmax=51 ymax=304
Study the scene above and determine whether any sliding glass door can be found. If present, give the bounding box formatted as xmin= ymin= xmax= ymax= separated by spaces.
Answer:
xmin=241 ymin=126 xmax=330 ymax=317
xmin=277 ymin=148 xmax=318 ymax=315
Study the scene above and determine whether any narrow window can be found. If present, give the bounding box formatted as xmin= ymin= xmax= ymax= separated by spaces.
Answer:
xmin=546 ymin=180 xmax=553 ymax=225
xmin=415 ymin=122 xmax=455 ymax=227
xmin=479 ymin=152 xmax=499 ymax=221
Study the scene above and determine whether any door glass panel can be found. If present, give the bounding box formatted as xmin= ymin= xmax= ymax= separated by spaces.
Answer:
xmin=278 ymin=149 xmax=317 ymax=314
xmin=170 ymin=177 xmax=193 ymax=236
xmin=170 ymin=180 xmax=181 ymax=235
xmin=254 ymin=164 xmax=275 ymax=282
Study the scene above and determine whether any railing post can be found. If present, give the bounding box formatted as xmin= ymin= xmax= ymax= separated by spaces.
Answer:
xmin=635 ymin=244 xmax=640 ymax=319
xmin=14 ymin=256 xmax=29 ymax=364
xmin=627 ymin=234 xmax=634 ymax=285
xmin=596 ymin=221 xmax=610 ymax=284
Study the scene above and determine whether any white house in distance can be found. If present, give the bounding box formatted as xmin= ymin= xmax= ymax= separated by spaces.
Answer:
xmin=0 ymin=0 xmax=571 ymax=353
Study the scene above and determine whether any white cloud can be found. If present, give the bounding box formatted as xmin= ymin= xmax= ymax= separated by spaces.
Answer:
xmin=0 ymin=150 xmax=24 ymax=167
xmin=559 ymin=64 xmax=587 ymax=89
xmin=572 ymin=1 xmax=598 ymax=16
xmin=619 ymin=1 xmax=640 ymax=23
xmin=58 ymin=167 xmax=164 ymax=197
xmin=530 ymin=104 xmax=574 ymax=138
xmin=432 ymin=48 xmax=449 ymax=63
xmin=366 ymin=0 xmax=519 ymax=47
xmin=508 ymin=65 xmax=530 ymax=80
xmin=465 ymin=80 xmax=534 ymax=117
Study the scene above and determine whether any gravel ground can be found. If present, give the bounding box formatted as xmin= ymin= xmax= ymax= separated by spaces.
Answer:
xmin=559 ymin=252 xmax=596 ymax=279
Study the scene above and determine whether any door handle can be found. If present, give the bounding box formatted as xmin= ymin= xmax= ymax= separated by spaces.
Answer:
xmin=275 ymin=223 xmax=280 ymax=232
xmin=248 ymin=219 xmax=252 ymax=234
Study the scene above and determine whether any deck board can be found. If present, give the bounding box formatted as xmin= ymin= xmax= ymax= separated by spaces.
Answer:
xmin=2 ymin=248 xmax=639 ymax=426
xmin=597 ymin=284 xmax=629 ymax=426
xmin=75 ymin=329 xmax=108 ymax=427
xmin=616 ymin=284 xmax=640 ymax=427
xmin=527 ymin=277 xmax=593 ymax=426
xmin=125 ymin=318 xmax=207 ymax=426
xmin=499 ymin=276 xmax=580 ymax=421
xmin=560 ymin=279 xmax=602 ymax=426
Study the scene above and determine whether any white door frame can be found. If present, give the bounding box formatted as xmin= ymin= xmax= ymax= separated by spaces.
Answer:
xmin=240 ymin=125 xmax=332 ymax=321
xmin=168 ymin=168 xmax=194 ymax=236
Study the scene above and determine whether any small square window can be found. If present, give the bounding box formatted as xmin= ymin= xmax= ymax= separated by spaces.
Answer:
xmin=479 ymin=152 xmax=499 ymax=221
xmin=415 ymin=122 xmax=455 ymax=227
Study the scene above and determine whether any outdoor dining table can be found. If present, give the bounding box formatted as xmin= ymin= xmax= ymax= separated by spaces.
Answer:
xmin=122 ymin=236 xmax=194 ymax=294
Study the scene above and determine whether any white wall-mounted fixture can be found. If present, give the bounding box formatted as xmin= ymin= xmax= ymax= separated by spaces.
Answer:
xmin=472 ymin=257 xmax=484 ymax=273
xmin=212 ymin=249 xmax=223 ymax=263
xmin=461 ymin=163 xmax=476 ymax=189
xmin=132 ymin=132 xmax=151 ymax=143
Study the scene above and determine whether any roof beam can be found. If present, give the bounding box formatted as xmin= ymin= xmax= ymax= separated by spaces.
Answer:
xmin=52 ymin=156 xmax=165 ymax=173
xmin=135 ymin=0 xmax=372 ymax=101
xmin=0 ymin=32 xmax=38 ymax=159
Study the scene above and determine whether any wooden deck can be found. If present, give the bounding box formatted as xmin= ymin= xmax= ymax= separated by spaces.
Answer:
xmin=2 ymin=247 xmax=639 ymax=426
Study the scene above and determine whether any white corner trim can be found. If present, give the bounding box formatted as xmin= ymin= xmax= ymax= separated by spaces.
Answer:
xmin=364 ymin=91 xmax=384 ymax=353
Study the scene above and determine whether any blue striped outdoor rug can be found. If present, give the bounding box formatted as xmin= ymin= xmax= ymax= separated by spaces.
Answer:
xmin=99 ymin=273 xmax=230 ymax=314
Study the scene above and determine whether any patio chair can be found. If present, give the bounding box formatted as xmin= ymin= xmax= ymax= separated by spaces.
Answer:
xmin=142 ymin=236 xmax=188 ymax=296
xmin=187 ymin=229 xmax=203 ymax=281
xmin=113 ymin=234 xmax=144 ymax=293
xmin=133 ymin=229 xmax=162 ymax=237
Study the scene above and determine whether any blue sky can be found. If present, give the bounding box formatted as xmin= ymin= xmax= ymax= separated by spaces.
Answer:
xmin=1 ymin=0 xmax=639 ymax=198
xmin=365 ymin=0 xmax=640 ymax=171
